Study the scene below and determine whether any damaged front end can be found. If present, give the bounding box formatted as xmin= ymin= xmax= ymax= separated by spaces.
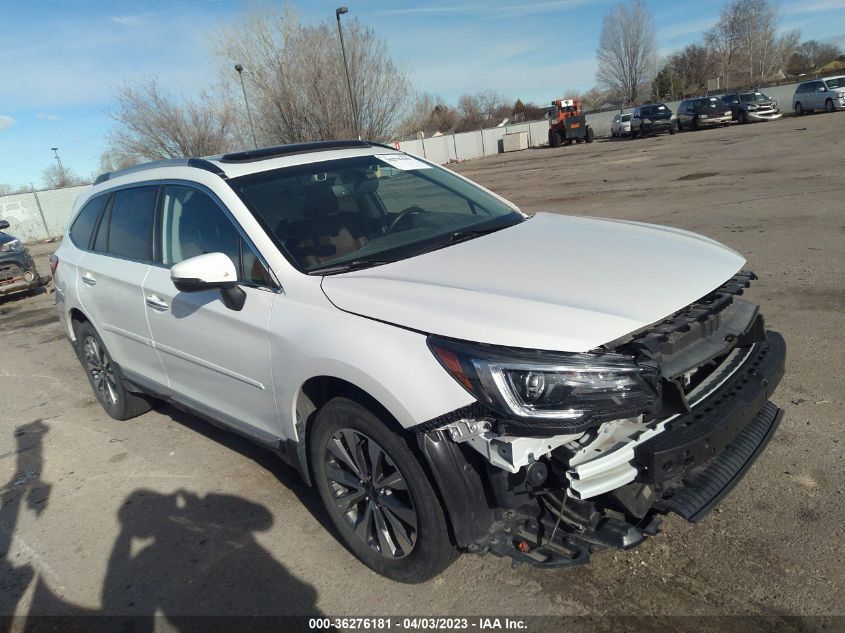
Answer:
xmin=416 ymin=272 xmax=786 ymax=568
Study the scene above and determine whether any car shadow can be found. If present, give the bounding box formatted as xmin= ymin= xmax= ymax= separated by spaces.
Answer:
xmin=2 ymin=417 xmax=333 ymax=633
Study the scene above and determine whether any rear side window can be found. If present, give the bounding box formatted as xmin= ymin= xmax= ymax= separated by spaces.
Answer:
xmin=69 ymin=196 xmax=106 ymax=248
xmin=107 ymin=186 xmax=158 ymax=261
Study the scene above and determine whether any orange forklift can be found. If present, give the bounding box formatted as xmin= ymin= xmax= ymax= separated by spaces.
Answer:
xmin=547 ymin=97 xmax=594 ymax=147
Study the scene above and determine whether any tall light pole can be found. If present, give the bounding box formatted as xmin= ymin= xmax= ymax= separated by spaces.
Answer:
xmin=235 ymin=63 xmax=258 ymax=148
xmin=50 ymin=147 xmax=67 ymax=185
xmin=335 ymin=6 xmax=361 ymax=140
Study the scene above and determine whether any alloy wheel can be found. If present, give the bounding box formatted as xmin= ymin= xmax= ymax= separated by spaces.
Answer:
xmin=324 ymin=429 xmax=418 ymax=559
xmin=83 ymin=336 xmax=119 ymax=406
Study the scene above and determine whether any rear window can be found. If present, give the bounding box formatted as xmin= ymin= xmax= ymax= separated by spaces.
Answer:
xmin=106 ymin=187 xmax=158 ymax=261
xmin=69 ymin=195 xmax=106 ymax=249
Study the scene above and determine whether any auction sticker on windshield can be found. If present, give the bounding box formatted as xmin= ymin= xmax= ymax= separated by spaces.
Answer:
xmin=377 ymin=154 xmax=431 ymax=170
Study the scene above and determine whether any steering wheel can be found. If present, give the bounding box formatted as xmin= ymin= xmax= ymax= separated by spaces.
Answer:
xmin=387 ymin=206 xmax=426 ymax=234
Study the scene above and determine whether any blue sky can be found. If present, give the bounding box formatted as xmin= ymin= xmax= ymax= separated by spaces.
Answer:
xmin=1 ymin=0 xmax=844 ymax=190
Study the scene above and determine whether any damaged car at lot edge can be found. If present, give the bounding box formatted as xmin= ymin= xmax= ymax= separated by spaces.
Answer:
xmin=52 ymin=141 xmax=786 ymax=582
xmin=0 ymin=220 xmax=47 ymax=297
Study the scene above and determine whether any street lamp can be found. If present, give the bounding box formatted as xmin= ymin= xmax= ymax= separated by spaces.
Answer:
xmin=235 ymin=63 xmax=258 ymax=148
xmin=335 ymin=6 xmax=361 ymax=140
xmin=50 ymin=147 xmax=67 ymax=184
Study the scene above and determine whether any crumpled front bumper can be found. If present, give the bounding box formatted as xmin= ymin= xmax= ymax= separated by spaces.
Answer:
xmin=746 ymin=110 xmax=782 ymax=122
xmin=0 ymin=251 xmax=42 ymax=296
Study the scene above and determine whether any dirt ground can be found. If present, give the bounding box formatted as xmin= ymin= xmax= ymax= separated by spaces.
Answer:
xmin=1 ymin=113 xmax=843 ymax=630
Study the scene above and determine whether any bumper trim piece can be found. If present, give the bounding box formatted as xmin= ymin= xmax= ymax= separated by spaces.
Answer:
xmin=659 ymin=402 xmax=783 ymax=523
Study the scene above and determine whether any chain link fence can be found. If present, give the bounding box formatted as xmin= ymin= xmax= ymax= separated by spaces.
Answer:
xmin=0 ymin=184 xmax=89 ymax=243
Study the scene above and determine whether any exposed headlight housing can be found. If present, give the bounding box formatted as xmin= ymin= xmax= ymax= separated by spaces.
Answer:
xmin=428 ymin=337 xmax=660 ymax=434
xmin=746 ymin=105 xmax=758 ymax=111
xmin=0 ymin=239 xmax=23 ymax=253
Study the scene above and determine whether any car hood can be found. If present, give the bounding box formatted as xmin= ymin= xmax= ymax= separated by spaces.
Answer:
xmin=320 ymin=213 xmax=745 ymax=352
xmin=0 ymin=232 xmax=17 ymax=245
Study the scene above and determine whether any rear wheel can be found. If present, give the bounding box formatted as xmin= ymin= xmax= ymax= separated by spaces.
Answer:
xmin=309 ymin=397 xmax=457 ymax=583
xmin=825 ymin=98 xmax=835 ymax=113
xmin=585 ymin=127 xmax=594 ymax=143
xmin=550 ymin=131 xmax=562 ymax=148
xmin=795 ymin=102 xmax=803 ymax=115
xmin=75 ymin=321 xmax=152 ymax=420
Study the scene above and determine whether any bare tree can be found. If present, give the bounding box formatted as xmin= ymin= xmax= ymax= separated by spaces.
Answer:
xmin=455 ymin=91 xmax=510 ymax=131
xmin=41 ymin=164 xmax=86 ymax=189
xmin=794 ymin=40 xmax=843 ymax=73
xmin=215 ymin=5 xmax=409 ymax=143
xmin=705 ymin=1 xmax=744 ymax=90
xmin=108 ymin=78 xmax=239 ymax=161
xmin=596 ymin=0 xmax=658 ymax=105
xmin=400 ymin=93 xmax=459 ymax=137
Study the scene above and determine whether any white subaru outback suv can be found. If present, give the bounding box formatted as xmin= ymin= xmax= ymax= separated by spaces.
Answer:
xmin=53 ymin=140 xmax=785 ymax=582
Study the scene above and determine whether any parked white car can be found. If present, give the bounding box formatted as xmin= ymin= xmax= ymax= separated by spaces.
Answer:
xmin=610 ymin=112 xmax=632 ymax=137
xmin=53 ymin=141 xmax=786 ymax=582
xmin=793 ymin=76 xmax=845 ymax=114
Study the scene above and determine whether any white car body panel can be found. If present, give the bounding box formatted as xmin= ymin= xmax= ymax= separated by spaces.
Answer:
xmin=322 ymin=212 xmax=745 ymax=353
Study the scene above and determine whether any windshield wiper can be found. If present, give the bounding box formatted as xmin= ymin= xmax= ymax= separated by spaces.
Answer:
xmin=409 ymin=224 xmax=510 ymax=257
xmin=308 ymin=259 xmax=395 ymax=275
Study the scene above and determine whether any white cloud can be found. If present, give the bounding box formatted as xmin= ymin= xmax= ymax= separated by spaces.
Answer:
xmin=0 ymin=115 xmax=15 ymax=131
xmin=784 ymin=0 xmax=845 ymax=14
xmin=36 ymin=113 xmax=62 ymax=122
xmin=111 ymin=14 xmax=146 ymax=27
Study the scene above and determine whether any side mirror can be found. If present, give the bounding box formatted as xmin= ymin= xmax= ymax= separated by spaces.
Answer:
xmin=170 ymin=252 xmax=246 ymax=311
xmin=819 ymin=86 xmax=827 ymax=92
xmin=0 ymin=220 xmax=9 ymax=231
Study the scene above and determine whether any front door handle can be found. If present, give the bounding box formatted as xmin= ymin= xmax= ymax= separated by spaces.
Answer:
xmin=145 ymin=295 xmax=169 ymax=311
xmin=81 ymin=273 xmax=96 ymax=286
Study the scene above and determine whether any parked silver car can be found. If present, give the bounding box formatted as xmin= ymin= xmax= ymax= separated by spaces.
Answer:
xmin=610 ymin=112 xmax=632 ymax=137
xmin=793 ymin=76 xmax=845 ymax=114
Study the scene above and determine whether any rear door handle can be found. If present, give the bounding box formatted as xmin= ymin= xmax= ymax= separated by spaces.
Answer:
xmin=81 ymin=273 xmax=96 ymax=286
xmin=145 ymin=295 xmax=169 ymax=311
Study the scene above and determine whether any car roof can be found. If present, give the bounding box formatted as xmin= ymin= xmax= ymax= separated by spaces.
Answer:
xmin=822 ymin=75 xmax=845 ymax=81
xmin=93 ymin=140 xmax=405 ymax=186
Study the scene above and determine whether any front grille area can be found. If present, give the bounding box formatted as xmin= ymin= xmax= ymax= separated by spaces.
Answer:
xmin=613 ymin=271 xmax=764 ymax=414
xmin=0 ymin=262 xmax=24 ymax=286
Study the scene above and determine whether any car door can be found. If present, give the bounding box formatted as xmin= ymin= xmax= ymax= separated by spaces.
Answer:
xmin=142 ymin=183 xmax=282 ymax=443
xmin=808 ymin=81 xmax=823 ymax=109
xmin=76 ymin=186 xmax=168 ymax=390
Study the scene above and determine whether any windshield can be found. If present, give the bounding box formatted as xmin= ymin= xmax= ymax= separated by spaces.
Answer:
xmin=825 ymin=77 xmax=845 ymax=89
xmin=229 ymin=154 xmax=524 ymax=273
xmin=621 ymin=114 xmax=632 ymax=121
xmin=740 ymin=92 xmax=768 ymax=102
xmin=694 ymin=97 xmax=721 ymax=108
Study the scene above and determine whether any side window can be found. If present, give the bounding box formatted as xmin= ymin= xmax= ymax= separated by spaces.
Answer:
xmin=108 ymin=187 xmax=158 ymax=260
xmin=69 ymin=196 xmax=106 ymax=249
xmin=160 ymin=185 xmax=272 ymax=286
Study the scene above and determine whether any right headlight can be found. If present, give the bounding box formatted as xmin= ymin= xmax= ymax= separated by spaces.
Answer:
xmin=428 ymin=336 xmax=659 ymax=433
xmin=0 ymin=238 xmax=23 ymax=253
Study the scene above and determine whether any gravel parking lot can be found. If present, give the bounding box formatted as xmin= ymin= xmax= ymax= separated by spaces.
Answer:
xmin=1 ymin=113 xmax=843 ymax=629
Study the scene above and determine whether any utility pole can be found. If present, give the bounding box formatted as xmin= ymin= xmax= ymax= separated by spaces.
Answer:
xmin=235 ymin=64 xmax=258 ymax=148
xmin=335 ymin=7 xmax=361 ymax=140
xmin=50 ymin=147 xmax=67 ymax=186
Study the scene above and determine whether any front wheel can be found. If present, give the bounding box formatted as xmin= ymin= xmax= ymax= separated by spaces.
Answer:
xmin=309 ymin=398 xmax=457 ymax=583
xmin=75 ymin=321 xmax=152 ymax=420
xmin=826 ymin=98 xmax=835 ymax=113
xmin=738 ymin=110 xmax=747 ymax=124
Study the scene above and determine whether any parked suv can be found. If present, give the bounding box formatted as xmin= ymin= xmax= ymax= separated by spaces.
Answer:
xmin=54 ymin=140 xmax=786 ymax=582
xmin=611 ymin=112 xmax=632 ymax=137
xmin=630 ymin=103 xmax=675 ymax=137
xmin=676 ymin=97 xmax=733 ymax=131
xmin=722 ymin=91 xmax=782 ymax=123
xmin=793 ymin=76 xmax=845 ymax=114
xmin=0 ymin=220 xmax=46 ymax=297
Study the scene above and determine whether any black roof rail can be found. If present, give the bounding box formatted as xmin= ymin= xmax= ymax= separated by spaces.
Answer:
xmin=219 ymin=140 xmax=374 ymax=163
xmin=94 ymin=157 xmax=226 ymax=185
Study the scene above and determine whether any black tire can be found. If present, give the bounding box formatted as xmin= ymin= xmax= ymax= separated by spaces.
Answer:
xmin=75 ymin=321 xmax=152 ymax=420
xmin=738 ymin=110 xmax=747 ymax=124
xmin=550 ymin=131 xmax=561 ymax=148
xmin=630 ymin=129 xmax=638 ymax=139
xmin=677 ymin=120 xmax=684 ymax=132
xmin=669 ymin=128 xmax=675 ymax=135
xmin=692 ymin=116 xmax=700 ymax=130
xmin=795 ymin=102 xmax=803 ymax=115
xmin=309 ymin=397 xmax=457 ymax=583
xmin=585 ymin=126 xmax=594 ymax=143
xmin=825 ymin=98 xmax=835 ymax=113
